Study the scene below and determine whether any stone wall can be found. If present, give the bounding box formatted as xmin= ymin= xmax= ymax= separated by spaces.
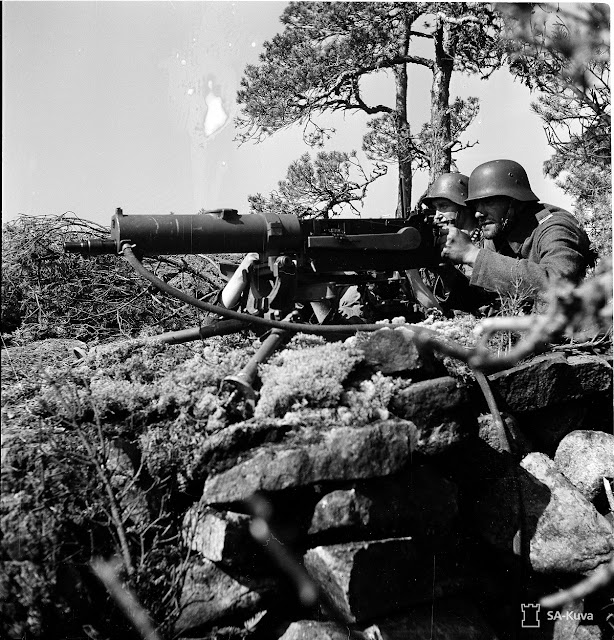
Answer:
xmin=175 ymin=341 xmax=614 ymax=640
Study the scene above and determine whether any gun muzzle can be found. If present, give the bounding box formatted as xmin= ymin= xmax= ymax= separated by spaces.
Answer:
xmin=63 ymin=239 xmax=118 ymax=256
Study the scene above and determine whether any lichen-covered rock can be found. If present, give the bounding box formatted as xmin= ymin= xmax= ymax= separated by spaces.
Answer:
xmin=468 ymin=452 xmax=614 ymax=576
xmin=188 ymin=418 xmax=295 ymax=486
xmin=478 ymin=413 xmax=532 ymax=456
xmin=201 ymin=420 xmax=418 ymax=505
xmin=521 ymin=452 xmax=614 ymax=575
xmin=554 ymin=430 xmax=614 ymax=502
xmin=182 ymin=506 xmax=262 ymax=569
xmin=549 ymin=601 xmax=604 ymax=640
xmin=308 ymin=466 xmax=458 ymax=540
xmin=255 ymin=342 xmax=364 ymax=418
xmin=174 ymin=558 xmax=278 ymax=634
xmin=304 ymin=538 xmax=468 ymax=623
xmin=278 ymin=620 xmax=369 ymax=640
xmin=390 ymin=376 xmax=475 ymax=455
xmin=487 ymin=354 xmax=612 ymax=412
xmin=513 ymin=400 xmax=602 ymax=458
xmin=356 ymin=327 xmax=443 ymax=377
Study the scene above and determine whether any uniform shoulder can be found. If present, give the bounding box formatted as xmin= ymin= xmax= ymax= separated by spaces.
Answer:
xmin=533 ymin=203 xmax=582 ymax=230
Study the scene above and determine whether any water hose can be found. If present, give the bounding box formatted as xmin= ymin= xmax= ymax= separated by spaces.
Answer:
xmin=122 ymin=244 xmax=452 ymax=340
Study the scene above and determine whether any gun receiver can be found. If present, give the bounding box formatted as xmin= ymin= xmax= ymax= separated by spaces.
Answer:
xmin=63 ymin=207 xmax=439 ymax=272
xmin=64 ymin=207 xmax=445 ymax=327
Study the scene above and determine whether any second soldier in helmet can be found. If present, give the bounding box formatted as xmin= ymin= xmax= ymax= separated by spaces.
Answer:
xmin=422 ymin=172 xmax=478 ymax=239
xmin=433 ymin=160 xmax=594 ymax=312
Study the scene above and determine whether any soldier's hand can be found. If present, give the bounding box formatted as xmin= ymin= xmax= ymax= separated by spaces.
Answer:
xmin=435 ymin=225 xmax=448 ymax=252
xmin=441 ymin=226 xmax=480 ymax=266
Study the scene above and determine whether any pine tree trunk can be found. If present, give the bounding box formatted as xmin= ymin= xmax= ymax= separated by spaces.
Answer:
xmin=430 ymin=23 xmax=454 ymax=182
xmin=395 ymin=66 xmax=412 ymax=219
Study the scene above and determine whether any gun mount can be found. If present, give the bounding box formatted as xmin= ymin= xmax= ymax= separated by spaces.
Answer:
xmin=65 ymin=207 xmax=445 ymax=414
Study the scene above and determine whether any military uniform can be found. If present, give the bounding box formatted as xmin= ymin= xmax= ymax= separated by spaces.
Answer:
xmin=469 ymin=202 xmax=594 ymax=305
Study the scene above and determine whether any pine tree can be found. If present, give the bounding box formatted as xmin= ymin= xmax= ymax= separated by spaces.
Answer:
xmin=503 ymin=3 xmax=611 ymax=255
xmin=248 ymin=151 xmax=386 ymax=219
xmin=237 ymin=2 xmax=503 ymax=217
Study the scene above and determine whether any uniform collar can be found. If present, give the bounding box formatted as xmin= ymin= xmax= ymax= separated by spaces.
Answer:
xmin=502 ymin=202 xmax=541 ymax=255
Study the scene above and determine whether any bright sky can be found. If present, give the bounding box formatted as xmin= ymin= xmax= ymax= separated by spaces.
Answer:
xmin=3 ymin=0 xmax=576 ymax=228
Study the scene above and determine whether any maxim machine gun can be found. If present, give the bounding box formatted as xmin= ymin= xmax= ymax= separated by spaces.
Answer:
xmin=65 ymin=207 xmax=444 ymax=411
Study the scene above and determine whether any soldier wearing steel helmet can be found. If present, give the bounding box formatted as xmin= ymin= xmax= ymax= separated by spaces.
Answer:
xmin=440 ymin=159 xmax=594 ymax=308
xmin=422 ymin=172 xmax=478 ymax=238
xmin=413 ymin=172 xmax=494 ymax=314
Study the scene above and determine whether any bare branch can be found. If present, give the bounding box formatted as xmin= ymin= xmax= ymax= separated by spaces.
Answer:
xmin=540 ymin=558 xmax=614 ymax=609
xmin=91 ymin=557 xmax=163 ymax=640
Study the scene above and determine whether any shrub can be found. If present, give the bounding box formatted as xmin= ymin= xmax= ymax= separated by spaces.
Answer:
xmin=1 ymin=213 xmax=226 ymax=344
xmin=1 ymin=333 xmax=258 ymax=639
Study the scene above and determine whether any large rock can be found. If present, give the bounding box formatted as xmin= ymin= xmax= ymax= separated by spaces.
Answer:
xmin=357 ymin=327 xmax=442 ymax=378
xmin=517 ymin=400 xmax=611 ymax=457
xmin=468 ymin=453 xmax=614 ymax=575
xmin=174 ymin=558 xmax=278 ymax=634
xmin=554 ymin=430 xmax=614 ymax=502
xmin=308 ymin=466 xmax=458 ymax=540
xmin=189 ymin=418 xmax=295 ymax=486
xmin=390 ymin=376 xmax=475 ymax=455
xmin=182 ymin=506 xmax=262 ymax=569
xmin=201 ymin=420 xmax=417 ymax=505
xmin=549 ymin=600 xmax=603 ymax=640
xmin=521 ymin=453 xmax=614 ymax=575
xmin=487 ymin=354 xmax=612 ymax=413
xmin=303 ymin=538 xmax=467 ymax=623
xmin=477 ymin=412 xmax=532 ymax=456
xmin=278 ymin=621 xmax=369 ymax=640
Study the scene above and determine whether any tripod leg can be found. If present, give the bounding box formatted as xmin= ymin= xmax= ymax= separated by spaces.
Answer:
xmin=404 ymin=269 xmax=444 ymax=313
xmin=221 ymin=327 xmax=291 ymax=418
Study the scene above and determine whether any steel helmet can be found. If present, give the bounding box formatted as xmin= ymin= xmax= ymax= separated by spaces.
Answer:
xmin=466 ymin=160 xmax=539 ymax=202
xmin=422 ymin=173 xmax=469 ymax=208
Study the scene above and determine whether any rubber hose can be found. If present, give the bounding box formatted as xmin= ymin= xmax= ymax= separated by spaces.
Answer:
xmin=122 ymin=244 xmax=446 ymax=339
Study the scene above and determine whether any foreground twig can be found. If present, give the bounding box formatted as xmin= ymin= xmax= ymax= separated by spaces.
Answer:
xmin=91 ymin=556 xmax=162 ymax=640
xmin=246 ymin=494 xmax=318 ymax=609
xmin=416 ymin=262 xmax=612 ymax=373
xmin=540 ymin=558 xmax=614 ymax=609
xmin=245 ymin=493 xmax=367 ymax=638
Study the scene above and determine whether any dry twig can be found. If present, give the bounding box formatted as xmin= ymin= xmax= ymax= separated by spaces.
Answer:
xmin=540 ymin=559 xmax=614 ymax=609
xmin=91 ymin=556 xmax=162 ymax=640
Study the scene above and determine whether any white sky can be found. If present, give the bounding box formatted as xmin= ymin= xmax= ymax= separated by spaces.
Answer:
xmin=3 ymin=0 xmax=579 ymax=227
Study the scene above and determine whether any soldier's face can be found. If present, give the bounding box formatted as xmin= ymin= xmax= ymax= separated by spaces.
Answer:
xmin=474 ymin=196 xmax=512 ymax=240
xmin=431 ymin=198 xmax=460 ymax=226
